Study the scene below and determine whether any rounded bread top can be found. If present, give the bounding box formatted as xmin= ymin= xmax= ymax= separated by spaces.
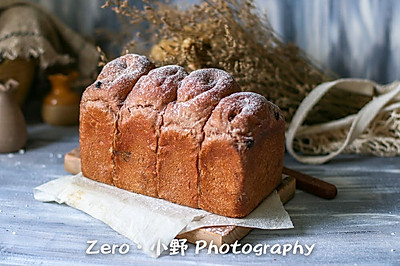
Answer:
xmin=177 ymin=68 xmax=240 ymax=103
xmin=82 ymin=54 xmax=154 ymax=110
xmin=124 ymin=65 xmax=188 ymax=110
xmin=163 ymin=68 xmax=240 ymax=130
xmin=203 ymin=92 xmax=285 ymax=141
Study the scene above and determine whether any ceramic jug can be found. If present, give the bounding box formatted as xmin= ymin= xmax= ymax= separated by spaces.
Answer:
xmin=0 ymin=80 xmax=27 ymax=153
xmin=42 ymin=73 xmax=80 ymax=126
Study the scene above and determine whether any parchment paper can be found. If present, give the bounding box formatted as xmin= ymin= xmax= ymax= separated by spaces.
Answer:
xmin=34 ymin=173 xmax=293 ymax=258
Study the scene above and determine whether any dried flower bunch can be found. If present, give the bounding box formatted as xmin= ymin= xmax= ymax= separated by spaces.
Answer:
xmin=102 ymin=0 xmax=370 ymax=124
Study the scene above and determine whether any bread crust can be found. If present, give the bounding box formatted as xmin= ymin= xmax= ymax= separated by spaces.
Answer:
xmin=80 ymin=54 xmax=154 ymax=184
xmin=199 ymin=92 xmax=286 ymax=217
xmin=114 ymin=65 xmax=187 ymax=196
xmin=158 ymin=69 xmax=240 ymax=208
xmin=80 ymin=59 xmax=286 ymax=218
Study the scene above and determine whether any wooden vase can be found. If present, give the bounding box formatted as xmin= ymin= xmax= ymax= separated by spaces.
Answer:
xmin=0 ymin=80 xmax=27 ymax=153
xmin=42 ymin=73 xmax=80 ymax=126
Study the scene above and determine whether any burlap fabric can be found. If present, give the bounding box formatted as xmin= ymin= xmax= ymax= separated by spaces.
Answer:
xmin=0 ymin=0 xmax=98 ymax=77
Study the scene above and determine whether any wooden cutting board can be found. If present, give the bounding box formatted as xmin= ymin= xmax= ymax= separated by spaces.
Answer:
xmin=64 ymin=147 xmax=295 ymax=246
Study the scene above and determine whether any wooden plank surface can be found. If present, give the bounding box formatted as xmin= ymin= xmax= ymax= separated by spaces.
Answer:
xmin=63 ymin=147 xmax=295 ymax=246
xmin=1 ymin=124 xmax=399 ymax=265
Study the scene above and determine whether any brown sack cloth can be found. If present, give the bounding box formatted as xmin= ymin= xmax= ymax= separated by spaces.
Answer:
xmin=0 ymin=0 xmax=98 ymax=77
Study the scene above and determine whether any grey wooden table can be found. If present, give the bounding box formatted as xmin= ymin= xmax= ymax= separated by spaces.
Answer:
xmin=1 ymin=124 xmax=399 ymax=265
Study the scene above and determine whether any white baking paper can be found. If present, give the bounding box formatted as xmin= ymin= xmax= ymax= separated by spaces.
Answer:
xmin=34 ymin=173 xmax=293 ymax=258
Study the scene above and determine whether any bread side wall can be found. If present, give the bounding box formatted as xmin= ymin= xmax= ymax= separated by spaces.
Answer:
xmin=79 ymin=101 xmax=116 ymax=185
xmin=157 ymin=69 xmax=240 ymax=208
xmin=199 ymin=92 xmax=286 ymax=217
xmin=114 ymin=107 xmax=158 ymax=196
xmin=113 ymin=65 xmax=187 ymax=197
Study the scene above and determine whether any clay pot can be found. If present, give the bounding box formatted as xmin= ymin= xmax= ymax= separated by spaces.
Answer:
xmin=0 ymin=58 xmax=35 ymax=106
xmin=42 ymin=73 xmax=80 ymax=126
xmin=0 ymin=80 xmax=27 ymax=153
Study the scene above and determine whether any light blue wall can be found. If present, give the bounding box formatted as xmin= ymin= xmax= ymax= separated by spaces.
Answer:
xmin=28 ymin=0 xmax=399 ymax=83
xmin=261 ymin=0 xmax=397 ymax=83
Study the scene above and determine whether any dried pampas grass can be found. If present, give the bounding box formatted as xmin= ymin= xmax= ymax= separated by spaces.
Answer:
xmin=102 ymin=0 xmax=370 ymax=124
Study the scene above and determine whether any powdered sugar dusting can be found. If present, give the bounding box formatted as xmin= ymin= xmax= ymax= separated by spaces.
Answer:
xmin=98 ymin=54 xmax=153 ymax=82
xmin=82 ymin=54 xmax=154 ymax=108
xmin=227 ymin=92 xmax=267 ymax=116
xmin=203 ymin=92 xmax=285 ymax=146
xmin=177 ymin=69 xmax=237 ymax=102
xmin=163 ymin=68 xmax=240 ymax=131
xmin=202 ymin=225 xmax=236 ymax=236
xmin=124 ymin=65 xmax=187 ymax=110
